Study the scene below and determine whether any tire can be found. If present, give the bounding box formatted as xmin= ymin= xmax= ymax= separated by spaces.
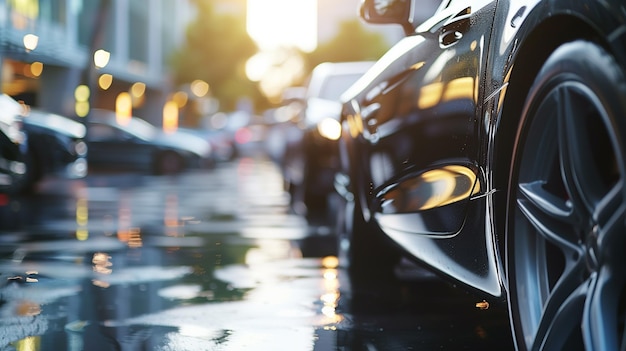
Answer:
xmin=12 ymin=150 xmax=39 ymax=194
xmin=289 ymin=146 xmax=331 ymax=223
xmin=301 ymin=136 xmax=327 ymax=222
xmin=337 ymin=195 xmax=401 ymax=287
xmin=155 ymin=151 xmax=184 ymax=175
xmin=285 ymin=153 xmax=306 ymax=215
xmin=506 ymin=41 xmax=626 ymax=351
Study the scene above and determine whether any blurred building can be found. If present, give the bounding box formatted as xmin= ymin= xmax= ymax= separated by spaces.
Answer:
xmin=0 ymin=0 xmax=195 ymax=124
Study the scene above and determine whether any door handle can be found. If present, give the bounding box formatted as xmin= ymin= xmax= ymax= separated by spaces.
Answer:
xmin=439 ymin=7 xmax=471 ymax=47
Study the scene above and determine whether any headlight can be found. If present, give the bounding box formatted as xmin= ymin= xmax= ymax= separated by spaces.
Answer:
xmin=68 ymin=158 xmax=88 ymax=178
xmin=7 ymin=121 xmax=25 ymax=144
xmin=74 ymin=140 xmax=88 ymax=156
xmin=10 ymin=161 xmax=26 ymax=175
xmin=317 ymin=118 xmax=341 ymax=141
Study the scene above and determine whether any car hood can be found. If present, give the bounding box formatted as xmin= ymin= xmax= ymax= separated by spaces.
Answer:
xmin=24 ymin=111 xmax=86 ymax=138
xmin=155 ymin=131 xmax=212 ymax=157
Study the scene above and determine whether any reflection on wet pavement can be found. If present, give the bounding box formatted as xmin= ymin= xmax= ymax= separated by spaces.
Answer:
xmin=0 ymin=158 xmax=513 ymax=350
xmin=0 ymin=158 xmax=324 ymax=350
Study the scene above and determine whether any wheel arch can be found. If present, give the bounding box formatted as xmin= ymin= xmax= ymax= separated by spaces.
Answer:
xmin=492 ymin=14 xmax=612 ymax=255
xmin=152 ymin=149 xmax=187 ymax=175
xmin=494 ymin=16 xmax=626 ymax=349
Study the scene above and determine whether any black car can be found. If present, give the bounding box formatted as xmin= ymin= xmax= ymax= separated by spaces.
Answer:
xmin=20 ymin=108 xmax=88 ymax=191
xmin=87 ymin=109 xmax=212 ymax=174
xmin=337 ymin=0 xmax=626 ymax=349
xmin=0 ymin=94 xmax=29 ymax=193
xmin=0 ymin=95 xmax=87 ymax=194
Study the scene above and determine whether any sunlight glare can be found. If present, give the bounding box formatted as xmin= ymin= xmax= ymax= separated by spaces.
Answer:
xmin=247 ymin=0 xmax=317 ymax=52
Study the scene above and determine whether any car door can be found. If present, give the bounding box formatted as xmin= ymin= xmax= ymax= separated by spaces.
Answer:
xmin=88 ymin=123 xmax=153 ymax=171
xmin=343 ymin=0 xmax=503 ymax=295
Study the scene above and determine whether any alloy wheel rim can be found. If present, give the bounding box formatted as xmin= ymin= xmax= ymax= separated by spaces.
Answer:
xmin=512 ymin=80 xmax=626 ymax=350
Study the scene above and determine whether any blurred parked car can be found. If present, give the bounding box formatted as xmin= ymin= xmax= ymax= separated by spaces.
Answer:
xmin=283 ymin=61 xmax=374 ymax=222
xmin=264 ymin=120 xmax=298 ymax=166
xmin=233 ymin=116 xmax=269 ymax=158
xmin=337 ymin=0 xmax=626 ymax=349
xmin=265 ymin=87 xmax=306 ymax=172
xmin=178 ymin=127 xmax=237 ymax=162
xmin=0 ymin=94 xmax=28 ymax=193
xmin=20 ymin=108 xmax=88 ymax=191
xmin=87 ymin=109 xmax=212 ymax=174
xmin=213 ymin=110 xmax=269 ymax=158
xmin=179 ymin=111 xmax=245 ymax=163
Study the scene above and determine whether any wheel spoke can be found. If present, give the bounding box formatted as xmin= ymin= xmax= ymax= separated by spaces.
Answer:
xmin=556 ymin=85 xmax=608 ymax=213
xmin=517 ymin=181 xmax=580 ymax=252
xmin=585 ymin=189 xmax=626 ymax=350
xmin=594 ymin=183 xmax=626 ymax=262
xmin=583 ymin=264 xmax=624 ymax=351
xmin=594 ymin=181 xmax=623 ymax=223
xmin=519 ymin=181 xmax=573 ymax=221
xmin=535 ymin=276 xmax=588 ymax=350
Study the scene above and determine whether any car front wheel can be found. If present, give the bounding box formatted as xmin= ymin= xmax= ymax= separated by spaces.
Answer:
xmin=507 ymin=41 xmax=626 ymax=350
xmin=155 ymin=151 xmax=184 ymax=175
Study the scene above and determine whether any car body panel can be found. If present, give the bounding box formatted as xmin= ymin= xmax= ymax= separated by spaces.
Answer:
xmin=87 ymin=109 xmax=211 ymax=173
xmin=87 ymin=123 xmax=157 ymax=170
xmin=178 ymin=127 xmax=236 ymax=162
xmin=340 ymin=0 xmax=626 ymax=297
xmin=341 ymin=0 xmax=501 ymax=295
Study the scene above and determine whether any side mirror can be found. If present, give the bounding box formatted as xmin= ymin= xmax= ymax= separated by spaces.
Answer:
xmin=359 ymin=0 xmax=414 ymax=34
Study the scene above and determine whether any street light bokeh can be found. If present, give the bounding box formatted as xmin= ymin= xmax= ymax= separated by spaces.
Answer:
xmin=115 ymin=92 xmax=132 ymax=125
xmin=190 ymin=80 xmax=209 ymax=97
xmin=29 ymin=62 xmax=43 ymax=77
xmin=172 ymin=91 xmax=188 ymax=108
xmin=131 ymin=82 xmax=146 ymax=107
xmin=22 ymin=34 xmax=38 ymax=52
xmin=98 ymin=74 xmax=113 ymax=90
xmin=163 ymin=100 xmax=178 ymax=134
xmin=74 ymin=85 xmax=90 ymax=117
xmin=93 ymin=49 xmax=111 ymax=69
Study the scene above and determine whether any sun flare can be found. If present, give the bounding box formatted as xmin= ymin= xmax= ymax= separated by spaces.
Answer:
xmin=246 ymin=0 xmax=317 ymax=52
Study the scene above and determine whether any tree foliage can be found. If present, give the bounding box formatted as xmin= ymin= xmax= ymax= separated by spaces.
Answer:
xmin=304 ymin=19 xmax=390 ymax=71
xmin=170 ymin=0 xmax=259 ymax=111
xmin=170 ymin=2 xmax=392 ymax=113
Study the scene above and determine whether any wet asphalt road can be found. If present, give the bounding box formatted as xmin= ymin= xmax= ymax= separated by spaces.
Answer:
xmin=0 ymin=156 xmax=514 ymax=350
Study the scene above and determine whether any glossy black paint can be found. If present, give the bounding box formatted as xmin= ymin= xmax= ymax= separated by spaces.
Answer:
xmin=22 ymin=109 xmax=87 ymax=187
xmin=340 ymin=0 xmax=626 ymax=298
xmin=0 ymin=94 xmax=28 ymax=193
xmin=0 ymin=129 xmax=25 ymax=192
xmin=0 ymin=103 xmax=84 ymax=193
